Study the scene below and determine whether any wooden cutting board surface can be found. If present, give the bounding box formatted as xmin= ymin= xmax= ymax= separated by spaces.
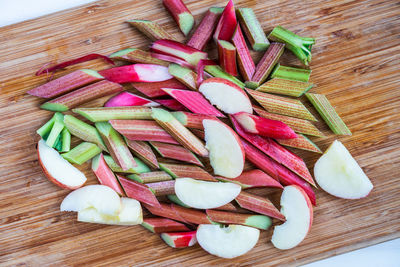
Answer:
xmin=1 ymin=0 xmax=399 ymax=266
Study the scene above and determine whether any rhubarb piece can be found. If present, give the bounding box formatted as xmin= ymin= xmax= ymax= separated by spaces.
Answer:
xmin=37 ymin=139 xmax=87 ymax=189
xmin=92 ymin=153 xmax=125 ymax=195
xmin=99 ymin=64 xmax=172 ymax=84
xmin=276 ymin=134 xmax=322 ymax=153
xmin=257 ymin=78 xmax=313 ymax=97
xmin=151 ymin=39 xmax=208 ymax=66
xmin=104 ymin=92 xmax=159 ymax=107
xmin=206 ymin=210 xmax=271 ymax=230
xmin=146 ymin=180 xmax=176 ymax=196
xmin=63 ymin=115 xmax=108 ymax=151
xmin=167 ymin=194 xmax=190 ymax=208
xmin=132 ymin=79 xmax=187 ymax=98
xmin=245 ymin=43 xmax=285 ymax=89
xmin=231 ymin=117 xmax=315 ymax=186
xmin=306 ymin=93 xmax=352 ymax=135
xmin=231 ymin=24 xmax=255 ymax=81
xmin=159 ymin=162 xmax=217 ymax=181
xmin=103 ymin=155 xmax=150 ymax=174
xmin=151 ymin=53 xmax=193 ymax=69
xmin=171 ymin=111 xmax=216 ymax=129
xmin=204 ymin=65 xmax=245 ymax=88
xmin=60 ymin=128 xmax=71 ymax=152
xmin=235 ymin=191 xmax=285 ymax=220
xmin=246 ymin=89 xmax=316 ymax=121
xmin=62 ymin=142 xmax=101 ymax=165
xmin=110 ymin=48 xmax=169 ymax=66
xmin=271 ymin=64 xmax=311 ymax=82
xmin=141 ymin=218 xmax=190 ymax=233
xmin=156 ymin=99 xmax=187 ymax=111
xmin=217 ymin=40 xmax=238 ymax=76
xmin=109 ymin=119 xmax=179 ymax=145
xmin=199 ymin=78 xmax=252 ymax=114
xmin=152 ymin=108 xmax=208 ymax=157
xmin=171 ymin=204 xmax=213 ymax=224
xmin=163 ymin=0 xmax=194 ymax=36
xmin=162 ymin=88 xmax=225 ymax=117
xmin=216 ymin=169 xmax=283 ymax=189
xmin=128 ymin=171 xmax=172 ymax=183
xmin=161 ymin=231 xmax=197 ymax=248
xmin=36 ymin=54 xmax=114 ymax=76
xmin=232 ymin=112 xmax=297 ymax=139
xmin=150 ymin=141 xmax=203 ymax=166
xmin=213 ymin=202 xmax=238 ymax=212
xmin=213 ymin=0 xmax=236 ymax=41
xmin=191 ymin=129 xmax=205 ymax=140
xmin=187 ymin=7 xmax=223 ymax=50
xmin=95 ymin=122 xmax=138 ymax=171
xmin=54 ymin=135 xmax=63 ymax=152
xmin=253 ymin=106 xmax=324 ymax=137
xmin=41 ymin=81 xmax=123 ymax=112
xmin=236 ymin=8 xmax=269 ymax=51
xmin=28 ymin=69 xmax=103 ymax=98
xmin=168 ymin=64 xmax=197 ymax=90
xmin=196 ymin=59 xmax=217 ymax=86
xmin=127 ymin=19 xmax=176 ymax=41
xmin=143 ymin=203 xmax=187 ymax=222
xmin=45 ymin=113 xmax=64 ymax=147
xmin=117 ymin=175 xmax=160 ymax=207
xmin=268 ymin=26 xmax=315 ymax=66
xmin=125 ymin=139 xmax=159 ymax=169
xmin=37 ymin=113 xmax=59 ymax=138
xmin=73 ymin=106 xmax=152 ymax=122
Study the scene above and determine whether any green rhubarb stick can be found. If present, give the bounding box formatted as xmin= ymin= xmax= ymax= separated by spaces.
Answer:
xmin=73 ymin=106 xmax=152 ymax=122
xmin=103 ymin=155 xmax=150 ymax=174
xmin=60 ymin=128 xmax=71 ymax=152
xmin=61 ymin=142 xmax=101 ymax=165
xmin=246 ymin=89 xmax=317 ymax=121
xmin=204 ymin=65 xmax=245 ymax=88
xmin=54 ymin=134 xmax=62 ymax=152
xmin=256 ymin=78 xmax=313 ymax=97
xmin=109 ymin=48 xmax=169 ymax=66
xmin=45 ymin=113 xmax=65 ymax=148
xmin=125 ymin=138 xmax=159 ymax=169
xmin=127 ymin=19 xmax=177 ymax=41
xmin=276 ymin=134 xmax=322 ymax=153
xmin=95 ymin=122 xmax=138 ymax=171
xmin=236 ymin=8 xmax=269 ymax=51
xmin=306 ymin=93 xmax=352 ymax=135
xmin=168 ymin=64 xmax=197 ymax=90
xmin=268 ymin=26 xmax=315 ymax=66
xmin=253 ymin=106 xmax=324 ymax=137
xmin=63 ymin=115 xmax=108 ymax=151
xmin=271 ymin=64 xmax=311 ymax=82
xmin=127 ymin=171 xmax=172 ymax=183
xmin=37 ymin=114 xmax=57 ymax=138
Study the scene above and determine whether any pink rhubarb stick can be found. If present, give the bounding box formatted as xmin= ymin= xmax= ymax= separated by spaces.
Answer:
xmin=160 ymin=231 xmax=197 ymax=248
xmin=125 ymin=139 xmax=159 ymax=169
xmin=171 ymin=111 xmax=217 ymax=129
xmin=117 ymin=175 xmax=161 ymax=207
xmin=141 ymin=217 xmax=191 ymax=233
xmin=132 ymin=79 xmax=187 ymax=98
xmin=231 ymin=24 xmax=255 ymax=81
xmin=156 ymin=99 xmax=188 ymax=111
xmin=104 ymin=92 xmax=159 ymax=107
xmin=217 ymin=169 xmax=283 ymax=189
xmin=150 ymin=141 xmax=204 ymax=166
xmin=99 ymin=64 xmax=172 ymax=83
xmin=92 ymin=153 xmax=125 ymax=196
xmin=163 ymin=0 xmax=194 ymax=36
xmin=217 ymin=40 xmax=238 ymax=76
xmin=213 ymin=0 xmax=237 ymax=41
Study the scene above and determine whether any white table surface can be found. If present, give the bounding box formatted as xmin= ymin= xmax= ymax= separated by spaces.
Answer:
xmin=1 ymin=1 xmax=399 ymax=266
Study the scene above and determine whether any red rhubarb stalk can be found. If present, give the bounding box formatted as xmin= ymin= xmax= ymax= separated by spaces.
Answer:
xmin=160 ymin=231 xmax=197 ymax=248
xmin=190 ymin=129 xmax=205 ymax=140
xmin=117 ymin=175 xmax=161 ymax=207
xmin=150 ymin=141 xmax=204 ymax=166
xmin=92 ymin=153 xmax=125 ymax=196
xmin=171 ymin=111 xmax=217 ymax=130
xmin=196 ymin=59 xmax=217 ymax=85
xmin=213 ymin=202 xmax=238 ymax=212
xmin=128 ymin=171 xmax=172 ymax=183
xmin=104 ymin=92 xmax=159 ymax=107
xmin=156 ymin=99 xmax=188 ymax=111
xmin=217 ymin=169 xmax=283 ymax=189
xmin=171 ymin=204 xmax=212 ymax=224
xmin=206 ymin=209 xmax=272 ymax=230
xmin=132 ymin=79 xmax=187 ymax=98
xmin=109 ymin=48 xmax=169 ymax=66
xmin=159 ymin=162 xmax=217 ymax=182
xmin=213 ymin=0 xmax=237 ymax=41
xmin=163 ymin=0 xmax=194 ymax=36
xmin=143 ymin=203 xmax=187 ymax=223
xmin=151 ymin=53 xmax=193 ymax=69
xmin=125 ymin=139 xmax=159 ymax=169
xmin=146 ymin=180 xmax=176 ymax=196
xmin=126 ymin=20 xmax=177 ymax=41
xmin=231 ymin=24 xmax=255 ymax=81
xmin=168 ymin=64 xmax=198 ymax=91
xmin=99 ymin=64 xmax=172 ymax=83
xmin=141 ymin=217 xmax=190 ymax=233
xmin=217 ymin=40 xmax=238 ymax=76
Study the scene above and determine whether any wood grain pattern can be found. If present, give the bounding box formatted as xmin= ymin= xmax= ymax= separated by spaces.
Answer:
xmin=1 ymin=0 xmax=399 ymax=266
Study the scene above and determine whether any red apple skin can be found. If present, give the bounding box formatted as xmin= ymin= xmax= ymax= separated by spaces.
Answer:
xmin=289 ymin=185 xmax=314 ymax=229
xmin=201 ymin=77 xmax=250 ymax=100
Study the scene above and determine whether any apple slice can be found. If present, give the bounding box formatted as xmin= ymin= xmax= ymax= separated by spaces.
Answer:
xmin=175 ymin=178 xmax=241 ymax=209
xmin=271 ymin=185 xmax=313 ymax=250
xmin=37 ymin=139 xmax=87 ymax=190
xmin=60 ymin=185 xmax=121 ymax=216
xmin=77 ymin=197 xmax=142 ymax=225
xmin=203 ymin=119 xmax=244 ymax=178
xmin=199 ymin=77 xmax=253 ymax=114
xmin=196 ymin=224 xmax=260 ymax=258
xmin=314 ymin=140 xmax=373 ymax=199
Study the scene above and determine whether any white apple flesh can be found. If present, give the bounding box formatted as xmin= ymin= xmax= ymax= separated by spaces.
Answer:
xmin=314 ymin=140 xmax=373 ymax=199
xmin=196 ymin=224 xmax=260 ymax=258
xmin=174 ymin=178 xmax=241 ymax=209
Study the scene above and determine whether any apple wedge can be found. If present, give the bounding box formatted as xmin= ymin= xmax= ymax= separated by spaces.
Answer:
xmin=271 ymin=185 xmax=313 ymax=250
xmin=203 ymin=119 xmax=245 ymax=178
xmin=196 ymin=224 xmax=260 ymax=258
xmin=77 ymin=197 xmax=143 ymax=225
xmin=60 ymin=185 xmax=122 ymax=216
xmin=314 ymin=140 xmax=373 ymax=199
xmin=175 ymin=178 xmax=241 ymax=209
xmin=199 ymin=78 xmax=253 ymax=114
xmin=37 ymin=139 xmax=87 ymax=190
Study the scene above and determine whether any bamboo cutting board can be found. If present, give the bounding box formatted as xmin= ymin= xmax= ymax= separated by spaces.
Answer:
xmin=1 ymin=0 xmax=399 ymax=266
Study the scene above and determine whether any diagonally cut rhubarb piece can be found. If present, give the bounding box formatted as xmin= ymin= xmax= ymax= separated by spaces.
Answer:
xmin=190 ymin=129 xmax=205 ymax=140
xmin=117 ymin=175 xmax=161 ymax=207
xmin=143 ymin=202 xmax=187 ymax=223
xmin=73 ymin=107 xmax=152 ymax=122
xmin=125 ymin=139 xmax=159 ymax=169
xmin=128 ymin=171 xmax=172 ymax=183
xmin=245 ymin=42 xmax=285 ymax=89
xmin=168 ymin=64 xmax=197 ymax=91
xmin=150 ymin=141 xmax=204 ymax=166
xmin=103 ymin=155 xmax=150 ymax=174
xmin=60 ymin=128 xmax=71 ymax=153
xmin=276 ymin=134 xmax=322 ymax=153
xmin=217 ymin=40 xmax=238 ymax=76
xmin=127 ymin=19 xmax=177 ymax=41
xmin=256 ymin=78 xmax=313 ymax=97
xmin=61 ymin=142 xmax=101 ymax=165
xmin=152 ymin=108 xmax=209 ymax=157
xmin=216 ymin=169 xmax=283 ymax=189
xmin=171 ymin=204 xmax=213 ymax=224
xmin=104 ymin=92 xmax=159 ymax=107
xmin=92 ymin=153 xmax=125 ymax=196
xmin=171 ymin=111 xmax=217 ymax=130
xmin=163 ymin=0 xmax=194 ymax=36
xmin=141 ymin=217 xmax=190 ymax=233
xmin=99 ymin=64 xmax=172 ymax=83
xmin=132 ymin=78 xmax=187 ymax=98
xmin=271 ymin=64 xmax=311 ymax=82
xmin=45 ymin=113 xmax=64 ymax=148
xmin=156 ymin=99 xmax=188 ymax=111
xmin=41 ymin=81 xmax=123 ymax=112
xmin=213 ymin=0 xmax=236 ymax=41
xmin=196 ymin=59 xmax=217 ymax=86
xmin=151 ymin=53 xmax=193 ymax=69
xmin=231 ymin=24 xmax=255 ymax=81
xmin=37 ymin=113 xmax=59 ymax=139
xmin=159 ymin=162 xmax=217 ymax=182
xmin=206 ymin=209 xmax=272 ymax=230
xmin=27 ymin=69 xmax=103 ymax=98
xmin=204 ymin=65 xmax=245 ymax=88
xmin=109 ymin=119 xmax=179 ymax=145
xmin=236 ymin=8 xmax=269 ymax=51
xmin=146 ymin=180 xmax=176 ymax=196
xmin=161 ymin=231 xmax=198 ymax=248
xmin=109 ymin=48 xmax=169 ymax=66
xmin=212 ymin=202 xmax=238 ymax=212
xmin=187 ymin=7 xmax=223 ymax=50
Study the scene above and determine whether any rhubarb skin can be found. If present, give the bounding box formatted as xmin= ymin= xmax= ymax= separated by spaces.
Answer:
xmin=27 ymin=69 xmax=103 ymax=98
xmin=73 ymin=106 xmax=152 ymax=122
xmin=232 ymin=112 xmax=298 ymax=139
xmin=216 ymin=169 xmax=283 ymax=189
xmin=212 ymin=202 xmax=238 ymax=212
xmin=127 ymin=20 xmax=177 ymax=41
xmin=217 ymin=40 xmax=238 ymax=76
xmin=163 ymin=0 xmax=194 ymax=36
xmin=117 ymin=175 xmax=161 ymax=207
xmin=213 ymin=0 xmax=237 ymax=41
xmin=256 ymin=78 xmax=313 ymax=97
xmin=141 ymin=217 xmax=190 ymax=233
xmin=104 ymin=92 xmax=160 ymax=107
xmin=146 ymin=180 xmax=176 ymax=196
xmin=190 ymin=129 xmax=205 ymax=140
xmin=92 ymin=153 xmax=125 ymax=196
xmin=231 ymin=24 xmax=255 ymax=81
xmin=61 ymin=142 xmax=101 ymax=165
xmin=204 ymin=65 xmax=245 ymax=88
xmin=41 ymin=81 xmax=123 ymax=112
xmin=162 ymin=88 xmax=225 ymax=117
xmin=143 ymin=203 xmax=187 ymax=223
xmin=98 ymin=64 xmax=172 ymax=83
xmin=187 ymin=7 xmax=223 ymax=50
xmin=156 ymin=99 xmax=188 ymax=111
xmin=236 ymin=8 xmax=269 ymax=51
xmin=271 ymin=64 xmax=312 ymax=82
xmin=109 ymin=48 xmax=169 ymax=66
xmin=159 ymin=162 xmax=217 ymax=182
xmin=171 ymin=204 xmax=213 ymax=225
xmin=168 ymin=64 xmax=197 ymax=91
xmin=103 ymin=155 xmax=150 ymax=174
xmin=206 ymin=209 xmax=272 ymax=230
xmin=150 ymin=141 xmax=204 ymax=167
xmin=171 ymin=111 xmax=217 ymax=130
xmin=161 ymin=231 xmax=197 ymax=248
xmin=132 ymin=79 xmax=187 ymax=98
xmin=128 ymin=171 xmax=172 ymax=183
xmin=277 ymin=134 xmax=322 ymax=153
xmin=125 ymin=139 xmax=159 ymax=169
